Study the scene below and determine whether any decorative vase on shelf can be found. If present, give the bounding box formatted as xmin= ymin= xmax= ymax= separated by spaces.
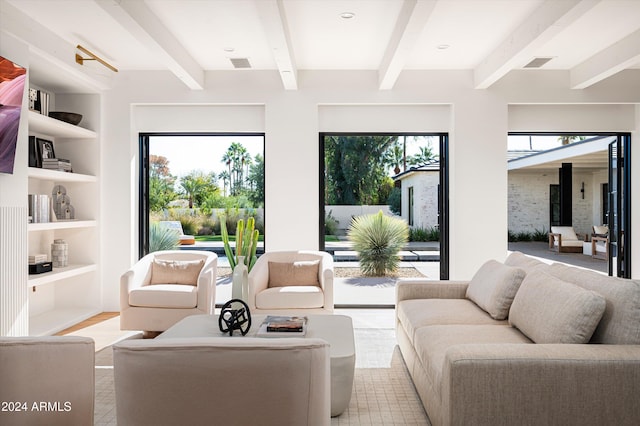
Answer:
xmin=51 ymin=239 xmax=68 ymax=268
xmin=232 ymin=255 xmax=249 ymax=303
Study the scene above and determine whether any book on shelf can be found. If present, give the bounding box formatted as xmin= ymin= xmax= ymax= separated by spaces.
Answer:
xmin=29 ymin=88 xmax=50 ymax=115
xmin=28 ymin=254 xmax=48 ymax=265
xmin=42 ymin=158 xmax=72 ymax=172
xmin=256 ymin=316 xmax=308 ymax=337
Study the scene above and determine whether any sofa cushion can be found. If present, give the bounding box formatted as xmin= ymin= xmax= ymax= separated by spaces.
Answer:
xmin=268 ymin=260 xmax=320 ymax=288
xmin=504 ymin=251 xmax=548 ymax=273
xmin=150 ymin=259 xmax=204 ymax=286
xmin=397 ymin=299 xmax=507 ymax=343
xmin=547 ymin=263 xmax=640 ymax=344
xmin=465 ymin=260 xmax=526 ymax=320
xmin=414 ymin=325 xmax=531 ymax=399
xmin=129 ymin=284 xmax=198 ymax=308
xmin=509 ymin=271 xmax=606 ymax=344
xmin=256 ymin=286 xmax=324 ymax=309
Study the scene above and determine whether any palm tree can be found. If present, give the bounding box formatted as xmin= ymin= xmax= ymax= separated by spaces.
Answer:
xmin=223 ymin=142 xmax=250 ymax=195
xmin=218 ymin=170 xmax=230 ymax=196
xmin=385 ymin=143 xmax=404 ymax=174
xmin=179 ymin=173 xmax=206 ymax=208
xmin=558 ymin=135 xmax=586 ymax=145
xmin=408 ymin=144 xmax=436 ymax=167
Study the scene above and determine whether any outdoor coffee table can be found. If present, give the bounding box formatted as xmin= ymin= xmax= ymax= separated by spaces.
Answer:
xmin=159 ymin=313 xmax=355 ymax=416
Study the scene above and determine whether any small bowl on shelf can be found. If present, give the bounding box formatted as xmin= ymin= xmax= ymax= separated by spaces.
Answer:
xmin=49 ymin=111 xmax=83 ymax=126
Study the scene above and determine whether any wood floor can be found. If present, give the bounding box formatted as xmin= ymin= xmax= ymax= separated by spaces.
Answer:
xmin=55 ymin=312 xmax=120 ymax=335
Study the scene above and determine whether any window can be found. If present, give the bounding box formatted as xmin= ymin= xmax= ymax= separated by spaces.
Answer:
xmin=139 ymin=133 xmax=264 ymax=257
xmin=408 ymin=186 xmax=414 ymax=226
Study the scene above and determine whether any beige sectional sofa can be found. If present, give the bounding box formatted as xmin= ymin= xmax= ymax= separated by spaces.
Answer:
xmin=396 ymin=251 xmax=640 ymax=426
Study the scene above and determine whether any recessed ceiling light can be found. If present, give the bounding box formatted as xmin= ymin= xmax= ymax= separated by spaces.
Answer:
xmin=223 ymin=47 xmax=235 ymax=53
xmin=340 ymin=12 xmax=355 ymax=19
xmin=437 ymin=44 xmax=450 ymax=50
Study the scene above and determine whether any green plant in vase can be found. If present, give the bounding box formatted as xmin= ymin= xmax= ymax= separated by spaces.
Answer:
xmin=221 ymin=215 xmax=259 ymax=272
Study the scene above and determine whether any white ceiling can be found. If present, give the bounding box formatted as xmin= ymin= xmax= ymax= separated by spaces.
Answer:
xmin=4 ymin=0 xmax=640 ymax=91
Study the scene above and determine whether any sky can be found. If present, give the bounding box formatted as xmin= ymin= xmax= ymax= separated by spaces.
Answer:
xmin=151 ymin=134 xmax=440 ymax=182
xmin=150 ymin=135 xmax=264 ymax=183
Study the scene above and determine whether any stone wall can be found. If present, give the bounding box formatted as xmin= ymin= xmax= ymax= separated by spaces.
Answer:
xmin=508 ymin=170 xmax=605 ymax=237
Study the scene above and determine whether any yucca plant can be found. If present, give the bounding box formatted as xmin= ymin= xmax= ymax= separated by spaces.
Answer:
xmin=220 ymin=215 xmax=259 ymax=271
xmin=348 ymin=211 xmax=409 ymax=276
xmin=149 ymin=222 xmax=180 ymax=252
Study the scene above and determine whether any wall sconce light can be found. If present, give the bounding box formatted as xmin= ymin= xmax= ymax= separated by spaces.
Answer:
xmin=75 ymin=45 xmax=118 ymax=73
xmin=581 ymin=182 xmax=585 ymax=199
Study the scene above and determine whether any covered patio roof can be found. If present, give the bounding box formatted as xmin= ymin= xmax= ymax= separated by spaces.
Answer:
xmin=508 ymin=136 xmax=613 ymax=172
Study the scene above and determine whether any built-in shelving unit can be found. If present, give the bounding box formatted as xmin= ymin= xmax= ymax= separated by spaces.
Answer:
xmin=26 ymin=87 xmax=101 ymax=336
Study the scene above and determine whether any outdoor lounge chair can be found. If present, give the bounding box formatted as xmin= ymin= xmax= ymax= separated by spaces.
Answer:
xmin=548 ymin=226 xmax=584 ymax=253
xmin=160 ymin=220 xmax=195 ymax=245
xmin=591 ymin=225 xmax=609 ymax=260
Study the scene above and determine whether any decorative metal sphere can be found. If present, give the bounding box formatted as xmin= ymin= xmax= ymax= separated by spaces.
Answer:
xmin=218 ymin=299 xmax=252 ymax=336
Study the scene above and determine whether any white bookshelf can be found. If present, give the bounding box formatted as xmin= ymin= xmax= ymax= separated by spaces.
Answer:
xmin=28 ymin=264 xmax=97 ymax=288
xmin=27 ymin=88 xmax=101 ymax=336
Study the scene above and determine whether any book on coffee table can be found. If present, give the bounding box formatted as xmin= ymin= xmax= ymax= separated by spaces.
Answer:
xmin=256 ymin=316 xmax=308 ymax=337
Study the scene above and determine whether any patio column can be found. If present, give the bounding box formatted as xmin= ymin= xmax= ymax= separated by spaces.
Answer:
xmin=559 ymin=162 xmax=573 ymax=226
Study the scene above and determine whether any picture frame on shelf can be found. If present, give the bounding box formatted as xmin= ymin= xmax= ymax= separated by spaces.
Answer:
xmin=36 ymin=137 xmax=55 ymax=163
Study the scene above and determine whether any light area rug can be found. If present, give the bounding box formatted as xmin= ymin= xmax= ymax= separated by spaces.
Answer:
xmin=66 ymin=316 xmax=140 ymax=352
xmin=93 ymin=328 xmax=431 ymax=425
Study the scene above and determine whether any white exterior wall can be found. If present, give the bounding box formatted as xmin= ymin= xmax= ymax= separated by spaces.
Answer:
xmin=400 ymin=172 xmax=439 ymax=230
xmin=508 ymin=169 xmax=605 ymax=237
xmin=325 ymin=205 xmax=393 ymax=233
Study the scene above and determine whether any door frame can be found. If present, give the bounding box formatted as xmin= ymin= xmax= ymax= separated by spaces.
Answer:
xmin=318 ymin=132 xmax=450 ymax=280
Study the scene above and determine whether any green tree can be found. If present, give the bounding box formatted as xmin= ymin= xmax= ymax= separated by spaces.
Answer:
xmin=218 ymin=170 xmax=230 ymax=196
xmin=148 ymin=155 xmax=177 ymax=211
xmin=325 ymin=135 xmax=397 ymax=205
xmin=384 ymin=142 xmax=404 ymax=174
xmin=558 ymin=135 xmax=587 ymax=145
xmin=179 ymin=170 xmax=218 ymax=209
xmin=247 ymin=154 xmax=264 ymax=207
xmin=408 ymin=144 xmax=436 ymax=167
xmin=222 ymin=142 xmax=251 ymax=196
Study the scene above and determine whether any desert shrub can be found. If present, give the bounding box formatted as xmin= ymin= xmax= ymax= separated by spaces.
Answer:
xmin=387 ymin=187 xmax=401 ymax=215
xmin=149 ymin=222 xmax=179 ymax=252
xmin=325 ymin=210 xmax=339 ymax=235
xmin=409 ymin=226 xmax=439 ymax=242
xmin=348 ymin=210 xmax=409 ymax=277
xmin=198 ymin=216 xmax=217 ymax=236
xmin=532 ymin=228 xmax=548 ymax=242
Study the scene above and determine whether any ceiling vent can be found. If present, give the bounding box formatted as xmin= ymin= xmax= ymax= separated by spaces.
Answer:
xmin=523 ymin=57 xmax=554 ymax=68
xmin=230 ymin=58 xmax=251 ymax=69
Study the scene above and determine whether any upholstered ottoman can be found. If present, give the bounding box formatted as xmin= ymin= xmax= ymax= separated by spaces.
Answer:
xmin=159 ymin=314 xmax=356 ymax=416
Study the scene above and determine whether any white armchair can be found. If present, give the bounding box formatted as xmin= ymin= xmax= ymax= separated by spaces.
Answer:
xmin=248 ymin=250 xmax=334 ymax=315
xmin=0 ymin=336 xmax=95 ymax=426
xmin=120 ymin=250 xmax=217 ymax=333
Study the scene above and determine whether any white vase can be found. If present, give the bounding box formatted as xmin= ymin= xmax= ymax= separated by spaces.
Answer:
xmin=232 ymin=256 xmax=248 ymax=303
xmin=51 ymin=239 xmax=68 ymax=268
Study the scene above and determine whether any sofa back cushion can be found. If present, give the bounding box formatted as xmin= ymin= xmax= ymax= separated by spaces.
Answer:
xmin=509 ymin=271 xmax=606 ymax=344
xmin=504 ymin=251 xmax=548 ymax=273
xmin=548 ymin=263 xmax=640 ymax=344
xmin=465 ymin=260 xmax=526 ymax=320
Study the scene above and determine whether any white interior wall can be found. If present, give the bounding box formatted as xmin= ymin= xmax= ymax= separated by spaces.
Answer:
xmin=99 ymin=70 xmax=513 ymax=309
